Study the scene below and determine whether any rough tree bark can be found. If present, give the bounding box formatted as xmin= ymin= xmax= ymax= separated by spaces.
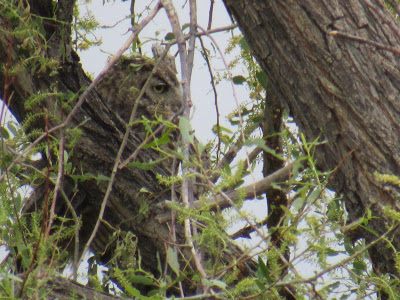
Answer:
xmin=223 ymin=0 xmax=400 ymax=278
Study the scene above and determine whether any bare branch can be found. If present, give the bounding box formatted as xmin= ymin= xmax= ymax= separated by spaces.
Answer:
xmin=329 ymin=30 xmax=400 ymax=55
xmin=197 ymin=160 xmax=298 ymax=210
xmin=157 ymin=160 xmax=301 ymax=223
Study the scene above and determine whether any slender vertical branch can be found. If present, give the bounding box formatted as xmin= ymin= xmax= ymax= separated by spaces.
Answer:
xmin=45 ymin=131 xmax=65 ymax=240
xmin=161 ymin=0 xmax=208 ymax=284
xmin=207 ymin=0 xmax=215 ymax=30
xmin=199 ymin=37 xmax=221 ymax=163
xmin=197 ymin=24 xmax=257 ymax=198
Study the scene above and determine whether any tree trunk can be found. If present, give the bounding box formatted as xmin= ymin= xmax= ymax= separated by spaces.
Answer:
xmin=223 ymin=0 xmax=400 ymax=277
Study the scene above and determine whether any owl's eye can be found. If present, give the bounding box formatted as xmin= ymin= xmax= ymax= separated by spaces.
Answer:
xmin=152 ymin=83 xmax=167 ymax=94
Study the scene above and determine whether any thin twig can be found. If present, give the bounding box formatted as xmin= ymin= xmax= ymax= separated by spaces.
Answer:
xmin=45 ymin=131 xmax=65 ymax=240
xmin=210 ymin=120 xmax=260 ymax=183
xmin=18 ymin=111 xmax=53 ymax=297
xmin=0 ymin=19 xmax=27 ymax=247
xmin=22 ymin=162 xmax=80 ymax=279
xmin=273 ymin=222 xmax=400 ymax=288
xmin=187 ymin=0 xmax=197 ymax=81
xmin=199 ymin=37 xmax=221 ymax=163
xmin=207 ymin=0 xmax=214 ymax=30
xmin=118 ymin=109 xmax=179 ymax=169
xmin=196 ymin=25 xmax=244 ymax=143
xmin=196 ymin=24 xmax=258 ymax=200
xmin=329 ymin=30 xmax=400 ymax=55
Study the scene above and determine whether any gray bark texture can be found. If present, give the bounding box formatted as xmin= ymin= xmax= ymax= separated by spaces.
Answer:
xmin=223 ymin=0 xmax=400 ymax=277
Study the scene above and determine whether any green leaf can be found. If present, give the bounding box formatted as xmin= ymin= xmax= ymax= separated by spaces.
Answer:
xmin=239 ymin=37 xmax=250 ymax=52
xmin=360 ymin=225 xmax=378 ymax=237
xmin=96 ymin=175 xmax=111 ymax=184
xmin=0 ymin=126 xmax=10 ymax=139
xmin=257 ymin=257 xmax=273 ymax=283
xmin=13 ymin=193 xmax=22 ymax=214
xmin=70 ymin=173 xmax=110 ymax=184
xmin=256 ymin=280 xmax=266 ymax=291
xmin=165 ymin=148 xmax=185 ymax=160
xmin=292 ymin=197 xmax=304 ymax=212
xmin=324 ymin=281 xmax=341 ymax=292
xmin=244 ymin=138 xmax=284 ymax=160
xmin=7 ymin=274 xmax=22 ymax=283
xmin=306 ymin=187 xmax=321 ymax=204
xmin=223 ymin=163 xmax=231 ymax=175
xmin=124 ymin=285 xmax=151 ymax=299
xmin=353 ymin=260 xmax=367 ymax=273
xmin=156 ymin=252 xmax=162 ymax=275
xmin=232 ymin=75 xmax=246 ymax=85
xmin=326 ymin=248 xmax=340 ymax=256
xmin=165 ymin=32 xmax=175 ymax=41
xmin=179 ymin=116 xmax=194 ymax=144
xmin=213 ymin=124 xmax=233 ymax=134
xmin=182 ymin=23 xmax=190 ymax=31
xmin=256 ymin=70 xmax=268 ymax=89
xmin=209 ymin=280 xmax=227 ymax=289
xmin=167 ymin=247 xmax=180 ymax=276
xmin=54 ymin=215 xmax=73 ymax=223
xmin=143 ymin=132 xmax=170 ymax=149
xmin=129 ymin=161 xmax=154 ymax=171
xmin=130 ymin=275 xmax=157 ymax=286
xmin=64 ymin=150 xmax=69 ymax=166
xmin=344 ymin=237 xmax=355 ymax=255
xmin=197 ymin=141 xmax=206 ymax=155
xmin=7 ymin=122 xmax=18 ymax=136
xmin=201 ymin=278 xmax=227 ymax=289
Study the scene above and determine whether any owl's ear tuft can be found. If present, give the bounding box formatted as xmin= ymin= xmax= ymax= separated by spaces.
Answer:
xmin=152 ymin=43 xmax=177 ymax=74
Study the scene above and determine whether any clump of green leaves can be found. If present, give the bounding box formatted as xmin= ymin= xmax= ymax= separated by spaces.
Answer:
xmin=72 ymin=3 xmax=101 ymax=51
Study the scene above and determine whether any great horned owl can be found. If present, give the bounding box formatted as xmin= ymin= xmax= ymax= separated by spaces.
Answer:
xmin=96 ymin=55 xmax=182 ymax=124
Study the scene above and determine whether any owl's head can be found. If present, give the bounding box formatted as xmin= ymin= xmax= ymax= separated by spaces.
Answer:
xmin=96 ymin=55 xmax=182 ymax=123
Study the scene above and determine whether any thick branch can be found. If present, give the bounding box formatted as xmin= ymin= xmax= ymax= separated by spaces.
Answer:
xmin=158 ymin=160 xmax=299 ymax=223
xmin=197 ymin=161 xmax=298 ymax=210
